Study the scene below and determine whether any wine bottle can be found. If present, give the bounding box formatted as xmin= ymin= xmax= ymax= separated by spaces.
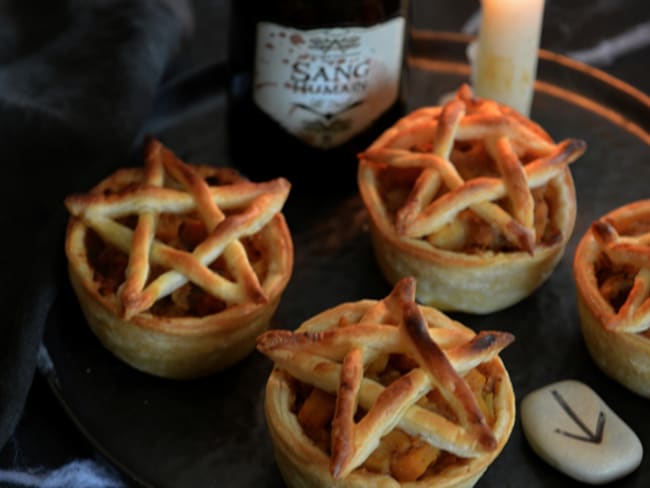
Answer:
xmin=226 ymin=0 xmax=410 ymax=193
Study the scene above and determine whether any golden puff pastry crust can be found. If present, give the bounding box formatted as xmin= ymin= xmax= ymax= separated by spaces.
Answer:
xmin=574 ymin=199 xmax=650 ymax=397
xmin=358 ymin=84 xmax=586 ymax=314
xmin=65 ymin=137 xmax=293 ymax=379
xmin=258 ymin=277 xmax=515 ymax=487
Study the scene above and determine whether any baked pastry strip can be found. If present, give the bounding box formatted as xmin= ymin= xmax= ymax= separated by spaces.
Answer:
xmin=485 ymin=136 xmax=534 ymax=231
xmin=65 ymin=180 xmax=286 ymax=217
xmin=119 ymin=140 xmax=165 ymax=312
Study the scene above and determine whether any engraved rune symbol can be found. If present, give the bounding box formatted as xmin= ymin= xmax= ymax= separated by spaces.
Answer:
xmin=551 ymin=390 xmax=605 ymax=444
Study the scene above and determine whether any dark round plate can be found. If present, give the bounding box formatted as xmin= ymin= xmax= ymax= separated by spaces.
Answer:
xmin=43 ymin=31 xmax=650 ymax=487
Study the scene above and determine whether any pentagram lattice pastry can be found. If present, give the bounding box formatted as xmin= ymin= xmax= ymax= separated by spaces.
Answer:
xmin=64 ymin=137 xmax=293 ymax=379
xmin=574 ymin=199 xmax=650 ymax=397
xmin=258 ymin=277 xmax=515 ymax=487
xmin=358 ymin=84 xmax=586 ymax=313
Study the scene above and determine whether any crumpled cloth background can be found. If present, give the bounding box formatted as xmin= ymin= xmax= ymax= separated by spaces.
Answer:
xmin=0 ymin=0 xmax=194 ymax=457
xmin=0 ymin=459 xmax=124 ymax=488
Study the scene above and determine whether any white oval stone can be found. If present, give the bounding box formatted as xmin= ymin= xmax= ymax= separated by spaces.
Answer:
xmin=520 ymin=380 xmax=643 ymax=484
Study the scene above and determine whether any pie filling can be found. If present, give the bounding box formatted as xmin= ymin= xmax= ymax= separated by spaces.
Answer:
xmin=595 ymin=255 xmax=638 ymax=313
xmin=290 ymin=352 xmax=497 ymax=482
xmin=593 ymin=218 xmax=650 ymax=338
xmin=84 ymin=208 xmax=269 ymax=318
xmin=377 ymin=140 xmax=563 ymax=254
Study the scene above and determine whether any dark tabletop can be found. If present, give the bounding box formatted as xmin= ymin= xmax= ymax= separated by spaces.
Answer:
xmin=1 ymin=0 xmax=648 ymax=486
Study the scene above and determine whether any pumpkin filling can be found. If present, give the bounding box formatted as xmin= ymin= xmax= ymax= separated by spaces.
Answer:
xmin=593 ymin=218 xmax=650 ymax=338
xmin=84 ymin=207 xmax=269 ymax=318
xmin=290 ymin=353 xmax=497 ymax=482
xmin=376 ymin=140 xmax=562 ymax=254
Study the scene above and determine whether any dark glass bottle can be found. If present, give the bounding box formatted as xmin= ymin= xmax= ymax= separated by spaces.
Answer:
xmin=226 ymin=0 xmax=410 ymax=194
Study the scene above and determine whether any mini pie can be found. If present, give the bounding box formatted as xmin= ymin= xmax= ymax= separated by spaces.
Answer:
xmin=64 ymin=137 xmax=293 ymax=379
xmin=358 ymin=84 xmax=586 ymax=314
xmin=258 ymin=276 xmax=515 ymax=487
xmin=574 ymin=200 xmax=650 ymax=398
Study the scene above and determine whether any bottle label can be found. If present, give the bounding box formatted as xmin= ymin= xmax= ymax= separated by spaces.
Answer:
xmin=253 ymin=18 xmax=405 ymax=149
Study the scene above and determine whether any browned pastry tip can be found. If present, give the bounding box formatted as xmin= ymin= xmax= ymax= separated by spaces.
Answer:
xmin=460 ymin=330 xmax=515 ymax=354
xmin=591 ymin=219 xmax=618 ymax=245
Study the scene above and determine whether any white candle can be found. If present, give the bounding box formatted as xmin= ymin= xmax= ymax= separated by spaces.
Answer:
xmin=471 ymin=0 xmax=545 ymax=116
